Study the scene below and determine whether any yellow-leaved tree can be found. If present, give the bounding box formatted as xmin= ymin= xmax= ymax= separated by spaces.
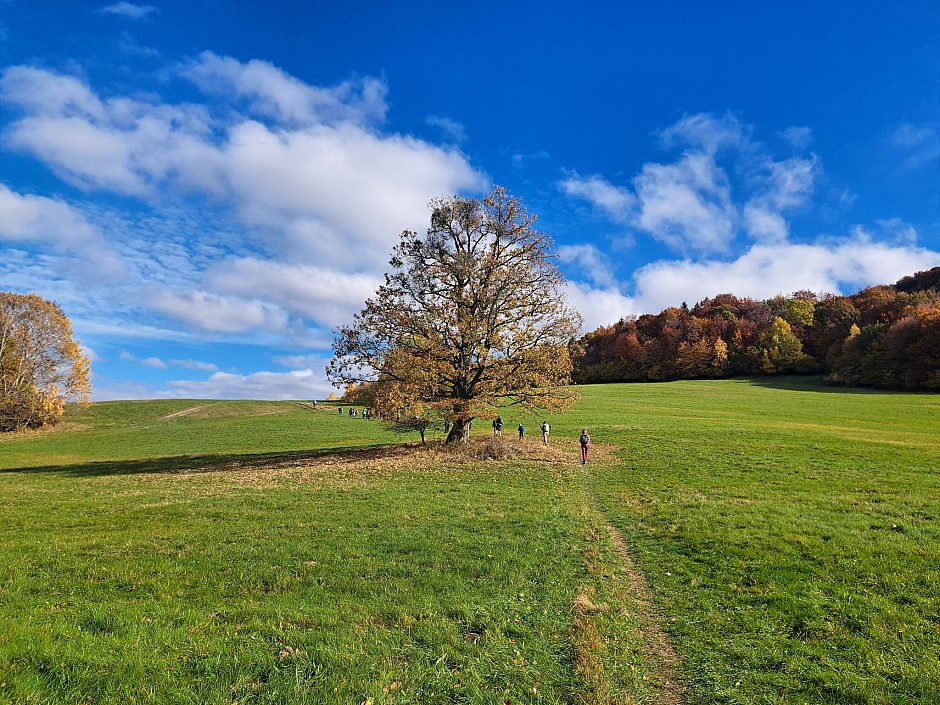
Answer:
xmin=0 ymin=292 xmax=91 ymax=431
xmin=328 ymin=187 xmax=582 ymax=443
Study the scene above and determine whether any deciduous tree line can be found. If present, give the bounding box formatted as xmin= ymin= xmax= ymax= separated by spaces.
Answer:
xmin=572 ymin=268 xmax=940 ymax=390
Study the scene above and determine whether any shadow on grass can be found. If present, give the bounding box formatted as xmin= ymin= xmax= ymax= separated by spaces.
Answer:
xmin=0 ymin=443 xmax=409 ymax=477
xmin=743 ymin=375 xmax=922 ymax=395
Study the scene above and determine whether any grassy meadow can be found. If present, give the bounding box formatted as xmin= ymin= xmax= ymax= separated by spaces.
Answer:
xmin=0 ymin=378 xmax=937 ymax=704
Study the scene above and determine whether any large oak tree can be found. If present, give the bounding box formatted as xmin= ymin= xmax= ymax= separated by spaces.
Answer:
xmin=1 ymin=292 xmax=91 ymax=431
xmin=328 ymin=187 xmax=582 ymax=443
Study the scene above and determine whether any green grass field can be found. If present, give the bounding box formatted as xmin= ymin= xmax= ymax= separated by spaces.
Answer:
xmin=1 ymin=378 xmax=937 ymax=704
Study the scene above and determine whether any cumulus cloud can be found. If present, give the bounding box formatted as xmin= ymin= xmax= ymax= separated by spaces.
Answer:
xmin=564 ymin=281 xmax=638 ymax=332
xmin=1 ymin=59 xmax=485 ymax=251
xmin=632 ymin=152 xmax=736 ymax=253
xmin=559 ymin=174 xmax=633 ymax=223
xmin=562 ymin=113 xmax=822 ymax=255
xmin=182 ymin=52 xmax=388 ymax=127
xmin=1 ymin=55 xmax=486 ymax=351
xmin=658 ymin=111 xmax=749 ymax=154
xmin=557 ymin=244 xmax=618 ymax=288
xmin=206 ymin=258 xmax=381 ymax=327
xmin=631 ymin=238 xmax=940 ymax=315
xmin=151 ymin=290 xmax=289 ymax=334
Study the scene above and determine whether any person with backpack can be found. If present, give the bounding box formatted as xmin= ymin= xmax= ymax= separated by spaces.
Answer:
xmin=493 ymin=415 xmax=503 ymax=436
xmin=579 ymin=428 xmax=591 ymax=464
xmin=540 ymin=421 xmax=550 ymax=445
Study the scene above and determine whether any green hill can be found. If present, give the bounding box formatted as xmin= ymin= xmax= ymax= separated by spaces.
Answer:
xmin=1 ymin=378 xmax=937 ymax=703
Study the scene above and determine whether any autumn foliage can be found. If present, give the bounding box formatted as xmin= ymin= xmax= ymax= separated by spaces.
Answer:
xmin=1 ymin=292 xmax=91 ymax=431
xmin=573 ymin=268 xmax=940 ymax=390
xmin=328 ymin=187 xmax=582 ymax=442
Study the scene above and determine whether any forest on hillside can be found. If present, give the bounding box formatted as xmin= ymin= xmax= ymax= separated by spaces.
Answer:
xmin=572 ymin=267 xmax=940 ymax=391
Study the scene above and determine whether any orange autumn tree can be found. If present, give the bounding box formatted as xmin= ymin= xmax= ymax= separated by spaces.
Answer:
xmin=328 ymin=187 xmax=582 ymax=443
xmin=0 ymin=292 xmax=91 ymax=431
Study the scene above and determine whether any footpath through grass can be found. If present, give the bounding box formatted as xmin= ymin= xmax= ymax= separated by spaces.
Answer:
xmin=1 ymin=379 xmax=937 ymax=704
xmin=561 ymin=378 xmax=940 ymax=704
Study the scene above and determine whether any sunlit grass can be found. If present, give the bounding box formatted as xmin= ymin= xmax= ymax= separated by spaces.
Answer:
xmin=0 ymin=378 xmax=936 ymax=703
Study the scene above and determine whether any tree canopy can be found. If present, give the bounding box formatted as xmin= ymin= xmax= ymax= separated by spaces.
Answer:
xmin=328 ymin=187 xmax=582 ymax=442
xmin=1 ymin=292 xmax=91 ymax=431
xmin=573 ymin=267 xmax=940 ymax=390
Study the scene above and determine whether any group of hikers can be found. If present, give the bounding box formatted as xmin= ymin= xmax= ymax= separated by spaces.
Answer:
xmin=327 ymin=404 xmax=591 ymax=464
xmin=337 ymin=406 xmax=370 ymax=419
xmin=491 ymin=415 xmax=592 ymax=464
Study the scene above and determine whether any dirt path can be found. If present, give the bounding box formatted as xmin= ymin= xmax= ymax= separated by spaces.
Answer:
xmin=601 ymin=516 xmax=687 ymax=704
xmin=157 ymin=404 xmax=214 ymax=421
xmin=570 ymin=446 xmax=687 ymax=704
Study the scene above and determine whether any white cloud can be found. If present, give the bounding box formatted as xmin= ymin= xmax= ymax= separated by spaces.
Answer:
xmin=169 ymin=358 xmax=220 ymax=372
xmin=779 ymin=126 xmax=813 ymax=150
xmin=564 ymin=281 xmax=638 ymax=332
xmin=119 ymin=350 xmax=166 ymax=368
xmin=0 ymin=66 xmax=104 ymax=117
xmin=890 ymin=122 xmax=940 ymax=167
xmin=631 ymin=239 xmax=940 ymax=315
xmin=0 ymin=185 xmax=125 ymax=276
xmin=182 ymin=51 xmax=388 ymax=128
xmin=206 ymin=258 xmax=381 ymax=327
xmin=632 ymin=151 xmax=736 ymax=253
xmin=560 ymin=174 xmax=634 ymax=223
xmin=426 ymin=115 xmax=466 ymax=142
xmin=1 ymin=57 xmax=487 ymax=352
xmin=163 ymin=369 xmax=331 ymax=400
xmin=658 ymin=112 xmax=748 ymax=154
xmin=557 ymin=244 xmax=618 ymax=288
xmin=98 ymin=3 xmax=159 ymax=20
xmin=273 ymin=354 xmax=329 ymax=370
xmin=563 ymin=114 xmax=824 ymax=254
xmin=151 ymin=290 xmax=289 ymax=334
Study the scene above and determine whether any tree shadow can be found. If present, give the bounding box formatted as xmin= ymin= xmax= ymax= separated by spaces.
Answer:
xmin=1 ymin=443 xmax=407 ymax=478
xmin=743 ymin=375 xmax=922 ymax=395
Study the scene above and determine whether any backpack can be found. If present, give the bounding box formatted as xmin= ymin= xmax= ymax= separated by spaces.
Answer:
xmin=580 ymin=433 xmax=590 ymax=446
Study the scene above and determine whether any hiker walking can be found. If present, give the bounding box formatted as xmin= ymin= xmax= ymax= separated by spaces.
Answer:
xmin=493 ymin=415 xmax=503 ymax=436
xmin=579 ymin=428 xmax=591 ymax=464
xmin=518 ymin=423 xmax=524 ymax=439
xmin=540 ymin=421 xmax=551 ymax=445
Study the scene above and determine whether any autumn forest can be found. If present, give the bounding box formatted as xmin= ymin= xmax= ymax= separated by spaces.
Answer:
xmin=572 ymin=267 xmax=940 ymax=390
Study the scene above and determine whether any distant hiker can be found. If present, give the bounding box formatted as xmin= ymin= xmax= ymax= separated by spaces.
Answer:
xmin=493 ymin=415 xmax=503 ymax=436
xmin=339 ymin=406 xmax=343 ymax=415
xmin=444 ymin=419 xmax=450 ymax=434
xmin=312 ymin=399 xmax=317 ymax=409
xmin=579 ymin=428 xmax=591 ymax=464
xmin=518 ymin=423 xmax=524 ymax=439
xmin=540 ymin=421 xmax=550 ymax=445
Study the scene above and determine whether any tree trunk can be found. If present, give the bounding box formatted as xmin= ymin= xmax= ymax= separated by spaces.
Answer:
xmin=446 ymin=418 xmax=472 ymax=444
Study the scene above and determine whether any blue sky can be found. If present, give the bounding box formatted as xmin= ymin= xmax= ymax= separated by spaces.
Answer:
xmin=1 ymin=0 xmax=938 ymax=400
